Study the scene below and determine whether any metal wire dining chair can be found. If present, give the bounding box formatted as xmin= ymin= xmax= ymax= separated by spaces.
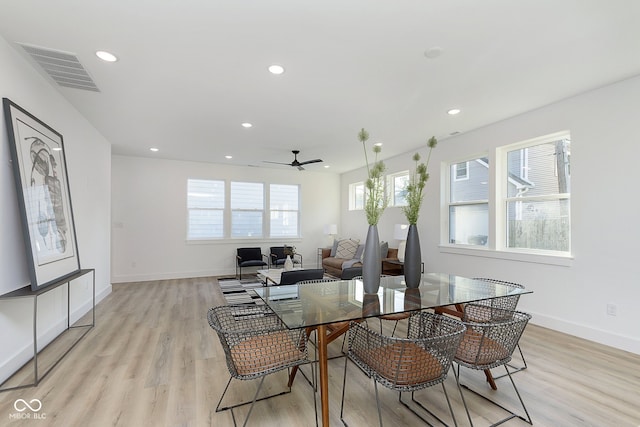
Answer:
xmin=453 ymin=304 xmax=533 ymax=426
xmin=207 ymin=304 xmax=314 ymax=426
xmin=340 ymin=311 xmax=466 ymax=427
xmin=471 ymin=278 xmax=528 ymax=375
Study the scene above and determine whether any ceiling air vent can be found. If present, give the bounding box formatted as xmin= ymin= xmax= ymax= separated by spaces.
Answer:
xmin=18 ymin=43 xmax=100 ymax=92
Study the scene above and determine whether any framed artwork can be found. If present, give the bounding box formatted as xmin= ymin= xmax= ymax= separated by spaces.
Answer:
xmin=3 ymin=98 xmax=80 ymax=291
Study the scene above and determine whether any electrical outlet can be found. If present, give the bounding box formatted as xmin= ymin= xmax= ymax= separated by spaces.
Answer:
xmin=606 ymin=303 xmax=617 ymax=316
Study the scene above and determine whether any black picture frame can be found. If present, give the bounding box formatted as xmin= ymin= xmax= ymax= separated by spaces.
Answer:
xmin=3 ymin=98 xmax=80 ymax=291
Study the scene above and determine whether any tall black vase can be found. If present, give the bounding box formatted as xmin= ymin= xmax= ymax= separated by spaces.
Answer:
xmin=404 ymin=224 xmax=422 ymax=288
xmin=362 ymin=224 xmax=381 ymax=294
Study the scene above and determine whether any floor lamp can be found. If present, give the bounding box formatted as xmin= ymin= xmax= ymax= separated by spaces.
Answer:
xmin=324 ymin=224 xmax=338 ymax=247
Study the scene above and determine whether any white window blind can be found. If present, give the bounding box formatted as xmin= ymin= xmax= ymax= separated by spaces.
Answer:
xmin=231 ymin=181 xmax=264 ymax=237
xmin=270 ymin=184 xmax=299 ymax=237
xmin=187 ymin=179 xmax=224 ymax=239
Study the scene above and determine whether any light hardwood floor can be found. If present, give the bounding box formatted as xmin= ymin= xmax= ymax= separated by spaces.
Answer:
xmin=1 ymin=277 xmax=639 ymax=426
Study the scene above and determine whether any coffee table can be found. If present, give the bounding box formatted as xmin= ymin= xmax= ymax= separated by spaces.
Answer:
xmin=256 ymin=268 xmax=302 ymax=285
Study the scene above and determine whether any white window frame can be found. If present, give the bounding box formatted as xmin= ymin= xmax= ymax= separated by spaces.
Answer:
xmin=230 ymin=181 xmax=264 ymax=238
xmin=186 ymin=179 xmax=225 ymax=240
xmin=498 ymin=131 xmax=571 ymax=255
xmin=446 ymin=157 xmax=489 ymax=246
xmin=349 ymin=181 xmax=365 ymax=210
xmin=187 ymin=179 xmax=302 ymax=241
xmin=453 ymin=161 xmax=469 ymax=181
xmin=441 ymin=130 xmax=572 ymax=264
xmin=269 ymin=183 xmax=300 ymax=238
xmin=387 ymin=170 xmax=409 ymax=207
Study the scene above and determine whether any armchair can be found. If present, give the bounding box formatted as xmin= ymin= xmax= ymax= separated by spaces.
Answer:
xmin=235 ymin=247 xmax=268 ymax=279
xmin=269 ymin=246 xmax=302 ymax=268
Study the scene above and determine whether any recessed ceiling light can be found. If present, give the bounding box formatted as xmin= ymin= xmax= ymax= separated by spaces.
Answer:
xmin=225 ymin=155 xmax=233 ymax=159
xmin=96 ymin=50 xmax=118 ymax=62
xmin=150 ymin=147 xmax=159 ymax=152
xmin=374 ymin=142 xmax=383 ymax=147
xmin=268 ymin=64 xmax=285 ymax=75
xmin=52 ymin=147 xmax=62 ymax=151
xmin=447 ymin=108 xmax=461 ymax=115
xmin=241 ymin=122 xmax=253 ymax=128
xmin=324 ymin=165 xmax=330 ymax=168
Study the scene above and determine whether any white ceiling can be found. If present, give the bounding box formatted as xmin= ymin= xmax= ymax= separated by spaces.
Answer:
xmin=1 ymin=0 xmax=639 ymax=174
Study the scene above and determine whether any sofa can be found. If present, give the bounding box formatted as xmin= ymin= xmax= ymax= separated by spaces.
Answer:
xmin=321 ymin=239 xmax=402 ymax=277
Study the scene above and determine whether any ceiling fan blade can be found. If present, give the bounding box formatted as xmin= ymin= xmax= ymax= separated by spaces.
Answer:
xmin=263 ymin=160 xmax=293 ymax=166
xmin=298 ymin=159 xmax=323 ymax=166
xmin=297 ymin=165 xmax=305 ymax=171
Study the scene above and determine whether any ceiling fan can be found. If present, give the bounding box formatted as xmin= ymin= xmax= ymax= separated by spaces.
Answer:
xmin=264 ymin=150 xmax=323 ymax=170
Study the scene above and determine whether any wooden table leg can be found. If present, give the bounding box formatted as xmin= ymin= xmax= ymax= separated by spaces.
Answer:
xmin=288 ymin=327 xmax=314 ymax=387
xmin=316 ymin=324 xmax=330 ymax=427
xmin=484 ymin=369 xmax=498 ymax=390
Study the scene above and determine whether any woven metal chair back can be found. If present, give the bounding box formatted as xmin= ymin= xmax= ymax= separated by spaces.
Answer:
xmin=207 ymin=305 xmax=308 ymax=380
xmin=296 ymin=277 xmax=338 ymax=285
xmin=347 ymin=312 xmax=466 ymax=392
xmin=472 ymin=278 xmax=524 ymax=311
xmin=455 ymin=304 xmax=531 ymax=370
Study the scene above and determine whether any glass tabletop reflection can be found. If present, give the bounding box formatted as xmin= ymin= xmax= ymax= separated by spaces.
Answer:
xmin=253 ymin=273 xmax=531 ymax=329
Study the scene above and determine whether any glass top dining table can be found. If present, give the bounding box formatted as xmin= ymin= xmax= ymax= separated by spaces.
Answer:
xmin=253 ymin=273 xmax=531 ymax=329
xmin=253 ymin=273 xmax=532 ymax=427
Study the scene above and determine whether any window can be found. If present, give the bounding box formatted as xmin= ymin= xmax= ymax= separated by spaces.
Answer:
xmin=388 ymin=171 xmax=409 ymax=207
xmin=453 ymin=161 xmax=469 ymax=181
xmin=444 ymin=131 xmax=571 ymax=256
xmin=270 ymin=184 xmax=299 ymax=237
xmin=504 ymin=135 xmax=570 ymax=252
xmin=349 ymin=182 xmax=365 ymax=210
xmin=231 ymin=181 xmax=264 ymax=238
xmin=187 ymin=179 xmax=224 ymax=239
xmin=448 ymin=158 xmax=489 ymax=245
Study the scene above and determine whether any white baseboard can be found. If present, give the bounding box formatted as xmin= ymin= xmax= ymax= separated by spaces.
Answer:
xmin=111 ymin=269 xmax=231 ymax=283
xmin=529 ymin=311 xmax=640 ymax=355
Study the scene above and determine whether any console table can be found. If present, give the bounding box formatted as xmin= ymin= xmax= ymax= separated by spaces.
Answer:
xmin=0 ymin=268 xmax=95 ymax=392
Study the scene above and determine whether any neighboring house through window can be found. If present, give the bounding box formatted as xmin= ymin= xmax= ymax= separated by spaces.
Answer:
xmin=503 ymin=133 xmax=571 ymax=252
xmin=448 ymin=158 xmax=489 ymax=246
xmin=445 ymin=131 xmax=571 ymax=255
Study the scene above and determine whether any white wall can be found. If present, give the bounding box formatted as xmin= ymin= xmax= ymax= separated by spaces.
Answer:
xmin=0 ymin=36 xmax=112 ymax=383
xmin=111 ymin=155 xmax=340 ymax=282
xmin=341 ymin=75 xmax=640 ymax=354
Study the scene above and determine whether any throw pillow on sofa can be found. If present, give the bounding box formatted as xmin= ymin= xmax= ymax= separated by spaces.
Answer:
xmin=335 ymin=239 xmax=360 ymax=259
xmin=360 ymin=241 xmax=389 ymax=261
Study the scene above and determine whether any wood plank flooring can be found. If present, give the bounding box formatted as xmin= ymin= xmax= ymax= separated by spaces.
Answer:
xmin=1 ymin=276 xmax=639 ymax=426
